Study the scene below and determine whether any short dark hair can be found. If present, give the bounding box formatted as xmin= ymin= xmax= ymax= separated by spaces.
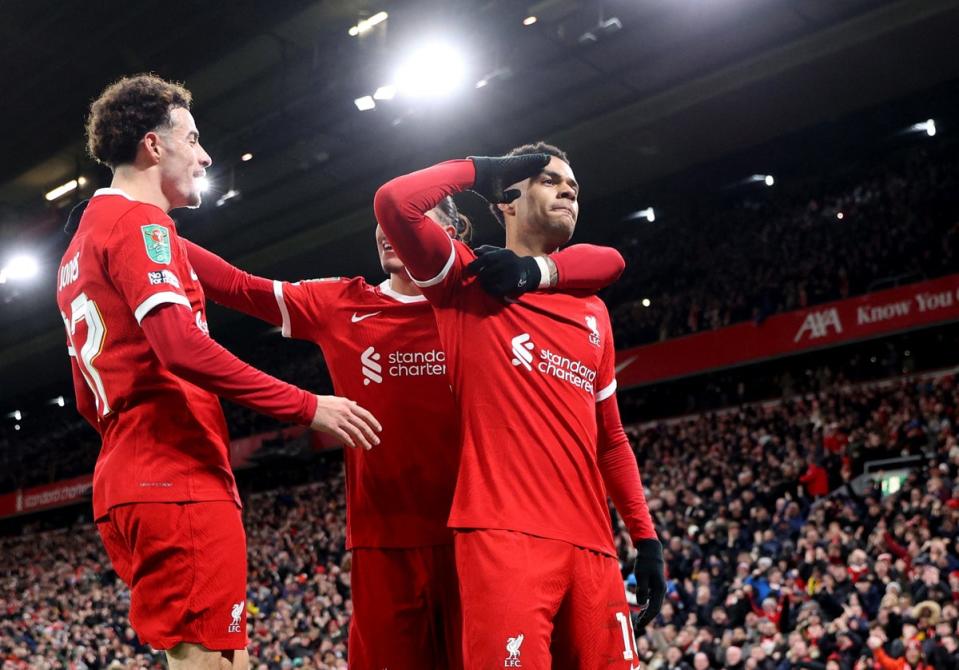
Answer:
xmin=490 ymin=141 xmax=570 ymax=226
xmin=86 ymin=74 xmax=192 ymax=169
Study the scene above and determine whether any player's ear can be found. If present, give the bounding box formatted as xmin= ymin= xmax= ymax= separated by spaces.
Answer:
xmin=497 ymin=201 xmax=515 ymax=219
xmin=442 ymin=223 xmax=457 ymax=240
xmin=142 ymin=131 xmax=163 ymax=165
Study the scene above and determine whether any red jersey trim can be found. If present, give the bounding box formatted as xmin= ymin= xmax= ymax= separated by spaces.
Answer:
xmin=595 ymin=379 xmax=617 ymax=403
xmin=409 ymin=239 xmax=456 ymax=288
xmin=378 ymin=278 xmax=428 ymax=304
xmin=273 ymin=280 xmax=292 ymax=338
xmin=134 ymin=292 xmax=191 ymax=324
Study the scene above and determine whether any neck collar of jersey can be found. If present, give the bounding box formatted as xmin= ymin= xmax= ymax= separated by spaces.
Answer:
xmin=379 ymin=278 xmax=427 ymax=304
xmin=93 ymin=187 xmax=136 ymax=201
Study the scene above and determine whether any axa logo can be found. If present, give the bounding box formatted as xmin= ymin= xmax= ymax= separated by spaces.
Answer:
xmin=794 ymin=308 xmax=843 ymax=342
xmin=362 ymin=346 xmax=383 ymax=385
xmin=228 ymin=601 xmax=244 ymax=633
xmin=511 ymin=333 xmax=535 ymax=370
xmin=505 ymin=633 xmax=524 ymax=667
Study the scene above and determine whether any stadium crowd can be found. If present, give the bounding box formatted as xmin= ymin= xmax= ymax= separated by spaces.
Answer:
xmin=608 ymin=141 xmax=959 ymax=348
xmin=3 ymin=369 xmax=959 ymax=668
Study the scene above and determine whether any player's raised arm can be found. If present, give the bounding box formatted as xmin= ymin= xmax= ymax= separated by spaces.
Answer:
xmin=372 ymin=155 xmax=549 ymax=283
xmin=465 ymin=243 xmax=626 ymax=297
xmin=140 ymin=303 xmax=381 ymax=450
xmin=183 ymin=239 xmax=282 ymax=326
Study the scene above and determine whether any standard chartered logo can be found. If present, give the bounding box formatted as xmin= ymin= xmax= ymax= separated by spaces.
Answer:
xmin=511 ymin=333 xmax=535 ymax=370
xmin=361 ymin=346 xmax=383 ymax=385
xmin=508 ymin=333 xmax=597 ymax=394
xmin=361 ymin=346 xmax=446 ymax=385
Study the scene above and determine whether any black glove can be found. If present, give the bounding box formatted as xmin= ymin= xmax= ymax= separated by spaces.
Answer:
xmin=469 ymin=153 xmax=550 ymax=203
xmin=633 ymin=538 xmax=666 ymax=631
xmin=64 ymin=199 xmax=90 ymax=235
xmin=466 ymin=245 xmax=542 ymax=297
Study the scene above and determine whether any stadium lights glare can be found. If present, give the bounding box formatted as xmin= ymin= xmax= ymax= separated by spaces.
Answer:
xmin=51 ymin=396 xmax=66 ymax=407
xmin=14 ymin=424 xmax=19 ymax=431
xmin=629 ymin=207 xmax=655 ymax=222
xmin=355 ymin=95 xmax=376 ymax=111
xmin=749 ymin=174 xmax=775 ymax=187
xmin=837 ymin=212 xmax=845 ymax=220
xmin=914 ymin=119 xmax=937 ymax=137
xmin=0 ymin=254 xmax=39 ymax=284
xmin=474 ymin=67 xmax=512 ymax=91
xmin=523 ymin=16 xmax=538 ymax=26
xmin=196 ymin=176 xmax=211 ymax=193
xmin=374 ymin=85 xmax=396 ymax=101
xmin=241 ymin=152 xmax=253 ymax=162
xmin=394 ymin=42 xmax=467 ymax=98
xmin=9 ymin=410 xmax=22 ymax=421
xmin=641 ymin=298 xmax=651 ymax=308
xmin=45 ymin=176 xmax=87 ymax=202
xmin=348 ymin=11 xmax=388 ymax=37
xmin=216 ymin=189 xmax=241 ymax=207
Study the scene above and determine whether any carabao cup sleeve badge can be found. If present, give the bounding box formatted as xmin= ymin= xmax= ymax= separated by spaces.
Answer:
xmin=141 ymin=224 xmax=172 ymax=264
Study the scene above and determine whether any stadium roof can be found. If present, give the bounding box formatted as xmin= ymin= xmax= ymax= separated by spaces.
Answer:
xmin=2 ymin=0 xmax=959 ymax=400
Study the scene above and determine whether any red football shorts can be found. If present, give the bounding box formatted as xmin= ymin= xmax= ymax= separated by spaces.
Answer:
xmin=454 ymin=529 xmax=640 ymax=670
xmin=96 ymin=501 xmax=248 ymax=652
xmin=349 ymin=544 xmax=462 ymax=669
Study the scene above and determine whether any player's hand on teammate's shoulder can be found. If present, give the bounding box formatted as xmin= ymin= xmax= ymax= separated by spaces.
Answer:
xmin=633 ymin=537 xmax=667 ymax=631
xmin=466 ymin=245 xmax=548 ymax=298
xmin=310 ymin=395 xmax=382 ymax=451
xmin=468 ymin=153 xmax=550 ymax=204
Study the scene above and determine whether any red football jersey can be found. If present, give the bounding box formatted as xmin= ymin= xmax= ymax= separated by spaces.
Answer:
xmin=414 ymin=241 xmax=620 ymax=557
xmin=56 ymin=189 xmax=238 ymax=519
xmin=274 ymin=277 xmax=459 ymax=548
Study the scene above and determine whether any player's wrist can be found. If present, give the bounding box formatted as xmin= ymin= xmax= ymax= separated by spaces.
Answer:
xmin=298 ymin=391 xmax=319 ymax=426
xmin=533 ymin=256 xmax=554 ymax=289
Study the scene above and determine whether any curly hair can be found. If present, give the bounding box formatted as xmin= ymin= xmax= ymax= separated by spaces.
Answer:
xmin=86 ymin=74 xmax=192 ymax=169
xmin=490 ymin=141 xmax=570 ymax=226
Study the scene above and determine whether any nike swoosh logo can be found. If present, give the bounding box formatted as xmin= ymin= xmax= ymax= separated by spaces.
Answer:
xmin=615 ymin=355 xmax=638 ymax=374
xmin=351 ymin=311 xmax=382 ymax=323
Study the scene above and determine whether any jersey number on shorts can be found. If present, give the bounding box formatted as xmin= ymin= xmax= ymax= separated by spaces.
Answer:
xmin=615 ymin=611 xmax=640 ymax=662
xmin=63 ymin=292 xmax=111 ymax=416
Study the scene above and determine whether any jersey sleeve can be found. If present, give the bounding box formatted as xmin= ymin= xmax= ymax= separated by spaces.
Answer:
xmin=594 ymin=303 xmax=618 ymax=403
xmin=183 ymin=239 xmax=282 ymax=326
xmin=551 ymin=244 xmax=625 ymax=293
xmin=102 ymin=205 xmax=193 ymax=324
xmin=274 ymin=278 xmax=347 ymax=339
xmin=373 ymin=159 xmax=477 ymax=305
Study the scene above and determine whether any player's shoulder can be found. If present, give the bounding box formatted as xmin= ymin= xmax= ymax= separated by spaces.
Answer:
xmin=581 ymin=295 xmax=613 ymax=325
xmin=452 ymin=238 xmax=476 ymax=261
xmin=288 ymin=274 xmax=360 ymax=297
xmin=88 ymin=193 xmax=173 ymax=244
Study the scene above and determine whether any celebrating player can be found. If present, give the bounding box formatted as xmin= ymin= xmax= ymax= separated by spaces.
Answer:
xmin=373 ymin=144 xmax=666 ymax=669
xmin=182 ymin=194 xmax=626 ymax=669
xmin=56 ymin=74 xmax=380 ymax=670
